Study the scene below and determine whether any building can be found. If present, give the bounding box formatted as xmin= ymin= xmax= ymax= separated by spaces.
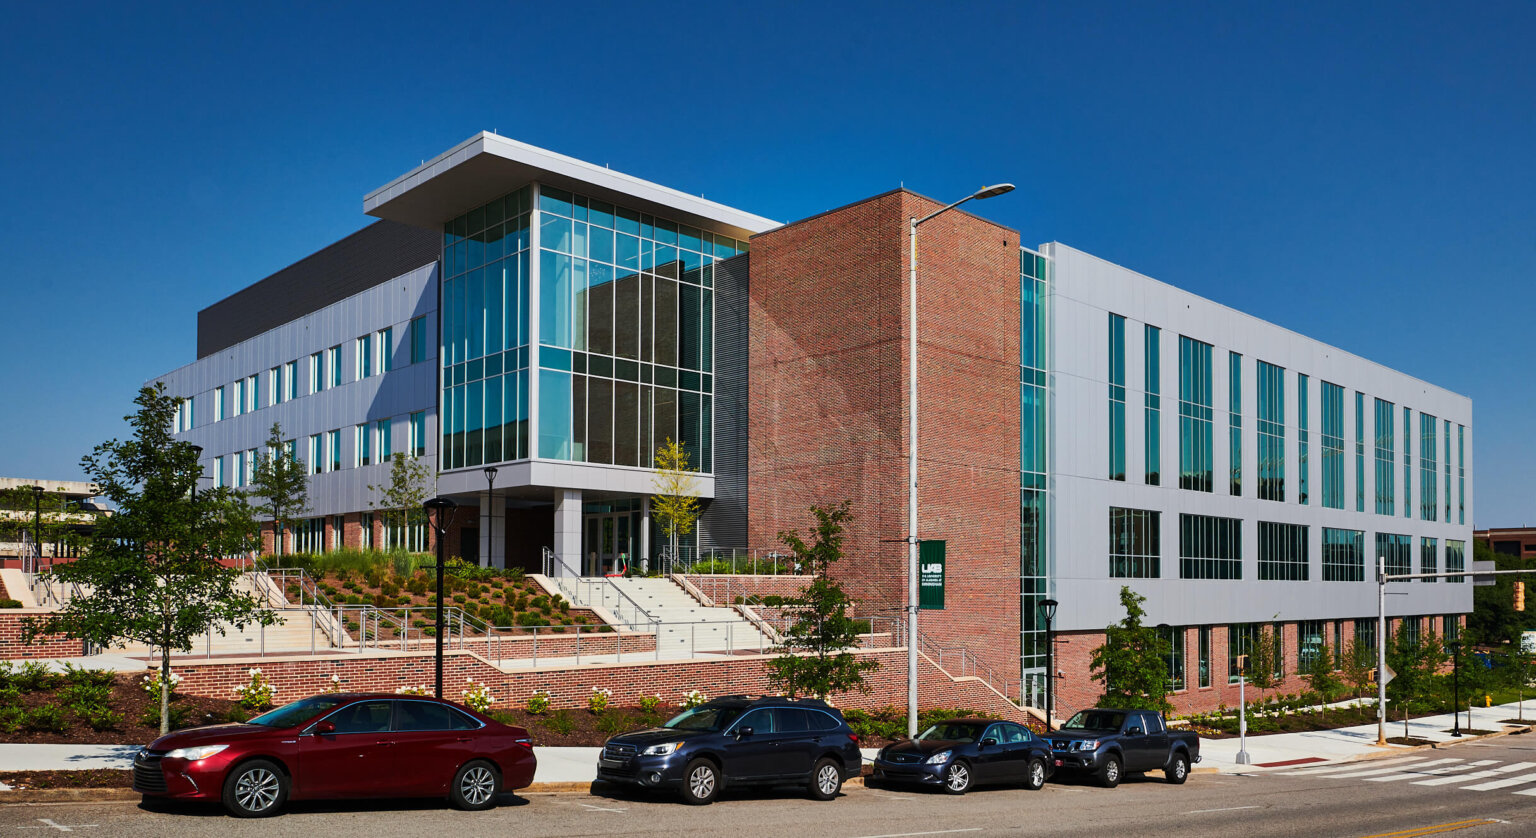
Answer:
xmin=1476 ymin=527 xmax=1536 ymax=559
xmin=0 ymin=478 xmax=106 ymax=568
xmin=153 ymin=133 xmax=1474 ymax=713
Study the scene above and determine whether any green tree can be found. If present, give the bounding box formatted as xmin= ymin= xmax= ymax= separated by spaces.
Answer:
xmin=1466 ymin=541 xmax=1536 ymax=644
xmin=1301 ymin=642 xmax=1343 ymax=701
xmin=651 ymin=437 xmax=700 ymax=572
xmin=766 ymin=502 xmax=879 ymax=698
xmin=25 ymin=385 xmax=277 ymax=734
xmin=1386 ymin=620 xmax=1445 ymax=739
xmin=1088 ymin=587 xmax=1172 ymax=712
xmin=0 ymin=486 xmax=92 ymax=563
xmin=369 ymin=453 xmax=433 ymax=552
xmin=1246 ymin=624 xmax=1284 ymax=701
xmin=248 ymin=423 xmax=308 ymax=560
xmin=1340 ymin=637 xmax=1375 ymax=699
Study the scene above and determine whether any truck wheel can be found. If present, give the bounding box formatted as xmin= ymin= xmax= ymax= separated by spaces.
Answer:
xmin=943 ymin=761 xmax=973 ymax=794
xmin=1098 ymin=755 xmax=1122 ymax=789
xmin=1165 ymin=753 xmax=1189 ymax=785
xmin=1023 ymin=758 xmax=1047 ymax=791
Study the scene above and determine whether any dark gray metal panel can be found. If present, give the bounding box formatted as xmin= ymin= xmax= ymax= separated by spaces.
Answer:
xmin=196 ymin=220 xmax=440 ymax=358
xmin=699 ymin=253 xmax=749 ymax=550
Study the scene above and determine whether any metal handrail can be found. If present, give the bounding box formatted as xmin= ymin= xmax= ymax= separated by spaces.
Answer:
xmin=541 ymin=547 xmax=660 ymax=633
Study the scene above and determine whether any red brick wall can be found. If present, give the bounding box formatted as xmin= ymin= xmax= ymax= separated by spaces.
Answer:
xmin=0 ymin=612 xmax=85 ymax=659
xmin=748 ymin=189 xmax=1023 ymax=681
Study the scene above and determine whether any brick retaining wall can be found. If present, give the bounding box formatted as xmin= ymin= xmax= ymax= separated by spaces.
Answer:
xmin=0 ymin=612 xmax=85 ymax=659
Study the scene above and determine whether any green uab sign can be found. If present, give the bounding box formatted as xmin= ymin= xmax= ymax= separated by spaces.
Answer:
xmin=919 ymin=540 xmax=945 ymax=610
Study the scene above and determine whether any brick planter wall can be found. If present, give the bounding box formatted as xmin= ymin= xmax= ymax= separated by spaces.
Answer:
xmin=0 ymin=612 xmax=85 ymax=659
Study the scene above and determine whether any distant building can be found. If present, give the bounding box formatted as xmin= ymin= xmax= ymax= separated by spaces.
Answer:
xmin=0 ymin=478 xmax=106 ymax=568
xmin=1476 ymin=527 xmax=1536 ymax=559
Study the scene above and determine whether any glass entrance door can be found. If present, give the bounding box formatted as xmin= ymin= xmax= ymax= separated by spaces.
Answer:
xmin=583 ymin=512 xmax=633 ymax=576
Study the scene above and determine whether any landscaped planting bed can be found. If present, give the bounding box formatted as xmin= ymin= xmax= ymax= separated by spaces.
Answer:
xmin=0 ymin=661 xmax=243 ymax=746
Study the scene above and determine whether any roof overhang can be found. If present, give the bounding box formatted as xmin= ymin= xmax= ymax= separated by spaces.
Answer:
xmin=365 ymin=133 xmax=779 ymax=239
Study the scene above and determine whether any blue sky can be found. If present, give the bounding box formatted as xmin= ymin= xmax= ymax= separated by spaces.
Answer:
xmin=1 ymin=1 xmax=1530 ymax=527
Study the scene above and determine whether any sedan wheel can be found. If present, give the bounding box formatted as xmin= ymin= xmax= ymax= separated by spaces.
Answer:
xmin=450 ymin=760 xmax=500 ymax=811
xmin=1024 ymin=758 xmax=1047 ymax=791
xmin=943 ymin=761 xmax=972 ymax=794
xmin=221 ymin=759 xmax=288 ymax=818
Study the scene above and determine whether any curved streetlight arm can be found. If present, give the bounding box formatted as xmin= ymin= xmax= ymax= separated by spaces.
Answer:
xmin=914 ymin=183 xmax=1016 ymax=227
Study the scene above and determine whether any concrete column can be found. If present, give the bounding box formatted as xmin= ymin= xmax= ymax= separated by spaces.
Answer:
xmin=552 ymin=489 xmax=582 ymax=577
xmin=480 ymin=494 xmax=506 ymax=569
xmin=640 ymin=496 xmax=652 ymax=574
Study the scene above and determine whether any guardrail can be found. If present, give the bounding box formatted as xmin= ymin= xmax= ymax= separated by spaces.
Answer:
xmin=660 ymin=547 xmax=798 ymax=576
xmin=540 ymin=547 xmax=661 ymax=633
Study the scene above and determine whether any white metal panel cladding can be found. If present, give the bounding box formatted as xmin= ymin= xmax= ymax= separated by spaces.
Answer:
xmin=1041 ymin=242 xmax=1473 ymax=633
xmin=152 ymin=262 xmax=439 ymax=520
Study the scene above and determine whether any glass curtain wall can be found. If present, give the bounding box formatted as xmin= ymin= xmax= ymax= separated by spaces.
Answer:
xmin=1402 ymin=406 xmax=1412 ymax=519
xmin=1258 ymin=521 xmax=1308 ymax=581
xmin=1420 ymin=413 xmax=1438 ymax=521
xmin=1145 ymin=324 xmax=1161 ymax=485
xmin=1322 ymin=527 xmax=1364 ymax=582
xmin=1020 ymin=249 xmax=1051 ymax=702
xmin=1446 ymin=540 xmax=1465 ymax=583
xmin=1321 ymin=382 xmax=1345 ymax=509
xmin=1177 ymin=336 xmax=1213 ymax=492
xmin=1444 ymin=419 xmax=1451 ymax=522
xmin=1374 ymin=398 xmax=1395 ymax=515
xmin=1229 ymin=352 xmax=1242 ymax=496
xmin=1355 ymin=392 xmax=1366 ymax=512
xmin=1108 ymin=313 xmax=1126 ymax=481
xmin=1421 ymin=537 xmax=1438 ymax=582
xmin=1376 ymin=532 xmax=1411 ymax=576
xmin=1257 ymin=360 xmax=1285 ymax=501
xmin=1458 ymin=425 xmax=1465 ymax=524
xmin=1109 ymin=507 xmax=1159 ymax=578
xmin=1298 ymin=374 xmax=1309 ymax=505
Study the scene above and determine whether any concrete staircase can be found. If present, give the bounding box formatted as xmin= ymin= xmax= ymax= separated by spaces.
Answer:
xmin=604 ymin=577 xmax=774 ymax=656
xmin=112 ymin=573 xmax=347 ymax=658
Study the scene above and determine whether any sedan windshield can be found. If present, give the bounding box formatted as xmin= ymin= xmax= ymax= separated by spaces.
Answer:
xmin=662 ymin=705 xmax=743 ymax=732
xmin=917 ymin=722 xmax=986 ymax=743
xmin=1062 ymin=711 xmax=1125 ymax=731
xmin=247 ymin=696 xmax=349 ymax=728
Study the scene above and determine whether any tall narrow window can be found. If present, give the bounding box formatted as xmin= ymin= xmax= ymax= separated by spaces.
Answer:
xmin=1145 ymin=324 xmax=1161 ymax=485
xmin=1108 ymin=314 xmax=1126 ymax=481
xmin=311 ymin=352 xmax=323 ymax=394
xmin=1257 ymin=360 xmax=1285 ymax=501
xmin=410 ymin=315 xmax=428 ymax=365
xmin=1419 ymin=413 xmax=1438 ymax=521
xmin=1446 ymin=540 xmax=1465 ymax=583
xmin=1374 ymin=398 xmax=1396 ymax=515
xmin=1376 ymin=532 xmax=1411 ymax=576
xmin=1229 ymin=624 xmax=1257 ymax=684
xmin=1421 ymin=537 xmax=1438 ymax=583
xmin=328 ymin=345 xmax=342 ymax=387
xmin=1355 ymin=620 xmax=1376 ymax=660
xmin=410 ymin=411 xmax=427 ymax=457
xmin=1355 ymin=392 xmax=1365 ymax=512
xmin=327 ymin=429 xmax=341 ymax=472
xmin=376 ymin=418 xmax=392 ymax=461
xmin=1109 ymin=507 xmax=1160 ymax=578
xmin=232 ymin=379 xmax=244 ymax=417
xmin=235 ymin=451 xmax=245 ymax=488
xmin=1297 ymin=373 xmax=1309 ymax=505
xmin=379 ymin=326 xmax=394 ymax=373
xmin=308 ymin=434 xmax=321 ymax=475
xmin=1333 ymin=622 xmax=1344 ymax=670
xmin=1258 ymin=521 xmax=1309 ymax=581
xmin=245 ymin=449 xmax=256 ymax=485
xmin=356 ymin=424 xmax=371 ymax=467
xmin=213 ymin=386 xmax=224 ymax=421
xmin=1198 ymin=627 xmax=1211 ymax=688
xmin=1457 ymin=425 xmax=1465 ymax=524
xmin=1298 ymin=621 xmax=1326 ymax=672
xmin=213 ymin=456 xmax=224 ymax=488
xmin=357 ymin=335 xmax=373 ymax=379
xmin=1163 ymin=627 xmax=1185 ymax=692
xmin=269 ymin=366 xmax=280 ymax=405
xmin=1229 ymin=352 xmax=1242 ymax=496
xmin=1178 ymin=336 xmax=1214 ymax=492
xmin=1402 ymin=406 xmax=1412 ymax=519
xmin=1321 ymin=382 xmax=1344 ymax=509
xmin=285 ymin=360 xmax=297 ymax=401
xmin=247 ymin=374 xmax=259 ymax=411
xmin=1444 ymin=419 xmax=1452 ymax=523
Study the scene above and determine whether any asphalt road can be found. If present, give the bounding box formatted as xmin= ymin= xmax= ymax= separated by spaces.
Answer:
xmin=4 ymin=740 xmax=1536 ymax=837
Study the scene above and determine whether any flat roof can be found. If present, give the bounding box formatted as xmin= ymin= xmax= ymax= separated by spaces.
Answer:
xmin=365 ymin=133 xmax=779 ymax=239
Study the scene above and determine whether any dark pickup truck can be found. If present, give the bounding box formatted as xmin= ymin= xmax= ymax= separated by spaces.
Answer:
xmin=1046 ymin=709 xmax=1199 ymax=788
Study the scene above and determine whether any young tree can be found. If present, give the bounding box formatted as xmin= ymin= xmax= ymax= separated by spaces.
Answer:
xmin=248 ymin=423 xmax=308 ymax=560
xmin=766 ymin=502 xmax=879 ymax=698
xmin=25 ymin=385 xmax=276 ymax=734
xmin=368 ymin=453 xmax=433 ymax=552
xmin=651 ymin=437 xmax=700 ymax=572
xmin=1246 ymin=624 xmax=1283 ymax=701
xmin=1341 ymin=637 xmax=1375 ymax=700
xmin=1386 ymin=621 xmax=1446 ymax=739
xmin=1301 ymin=642 xmax=1343 ymax=702
xmin=1088 ymin=586 xmax=1172 ymax=712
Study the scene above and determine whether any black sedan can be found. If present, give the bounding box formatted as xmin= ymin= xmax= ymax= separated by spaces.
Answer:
xmin=871 ymin=718 xmax=1051 ymax=794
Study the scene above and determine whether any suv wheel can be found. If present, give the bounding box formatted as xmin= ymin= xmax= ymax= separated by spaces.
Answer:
xmin=680 ymin=759 xmax=720 ymax=805
xmin=221 ymin=759 xmax=288 ymax=818
xmin=1023 ymin=757 xmax=1047 ymax=791
xmin=1165 ymin=753 xmax=1189 ymax=785
xmin=943 ymin=761 xmax=972 ymax=794
xmin=1099 ymin=755 xmax=1122 ymax=789
xmin=809 ymin=758 xmax=842 ymax=800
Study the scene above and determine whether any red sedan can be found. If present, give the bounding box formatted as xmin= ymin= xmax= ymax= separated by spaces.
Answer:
xmin=133 ymin=693 xmax=537 ymax=817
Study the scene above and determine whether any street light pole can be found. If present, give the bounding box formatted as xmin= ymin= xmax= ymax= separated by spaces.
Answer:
xmin=423 ymin=496 xmax=458 ymax=699
xmin=1448 ymin=641 xmax=1462 ymax=737
xmin=29 ymin=485 xmax=43 ymax=570
xmin=1039 ymin=599 xmax=1058 ymax=731
xmin=906 ymin=183 xmax=1014 ymax=739
xmin=1377 ymin=554 xmax=1389 ymax=747
xmin=483 ymin=466 xmax=498 ymax=569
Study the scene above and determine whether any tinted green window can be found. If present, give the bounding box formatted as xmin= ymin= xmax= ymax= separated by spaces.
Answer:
xmin=1109 ymin=507 xmax=1159 ymax=578
xmin=1421 ymin=537 xmax=1438 ymax=583
xmin=1355 ymin=392 xmax=1365 ymax=512
xmin=1457 ymin=426 xmax=1465 ymax=524
xmin=1179 ymin=513 xmax=1240 ymax=579
xmin=1108 ymin=314 xmax=1126 ymax=481
xmin=1419 ymin=413 xmax=1438 ymax=521
xmin=1322 ymin=527 xmax=1364 ymax=582
xmin=1402 ymin=406 xmax=1412 ymax=519
xmin=1144 ymin=324 xmax=1161 ymax=485
xmin=1297 ymin=373 xmax=1309 ymax=505
xmin=1177 ymin=336 xmax=1214 ymax=492
xmin=1228 ymin=624 xmax=1257 ymax=684
xmin=1258 ymin=521 xmax=1308 ymax=581
xmin=1321 ymin=382 xmax=1345 ymax=509
xmin=1257 ymin=360 xmax=1285 ymax=502
xmin=1446 ymin=540 xmax=1465 ymax=583
xmin=1375 ymin=532 xmax=1411 ymax=576
xmin=1374 ymin=398 xmax=1395 ymax=515
xmin=1163 ymin=627 xmax=1185 ymax=692
xmin=1229 ymin=352 xmax=1242 ymax=496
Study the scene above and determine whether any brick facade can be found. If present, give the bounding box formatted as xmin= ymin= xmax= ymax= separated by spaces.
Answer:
xmin=0 ymin=612 xmax=86 ymax=659
xmin=748 ymin=190 xmax=1023 ymax=682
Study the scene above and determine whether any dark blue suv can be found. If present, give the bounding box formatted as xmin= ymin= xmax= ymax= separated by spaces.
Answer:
xmin=596 ymin=695 xmax=863 ymax=804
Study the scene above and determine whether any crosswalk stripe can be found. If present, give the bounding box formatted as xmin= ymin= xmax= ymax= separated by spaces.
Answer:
xmin=1364 ymin=760 xmax=1493 ymax=783
xmin=1327 ymin=758 xmax=1463 ymax=780
xmin=1463 ymin=769 xmax=1536 ymax=791
xmin=1514 ymin=787 xmax=1536 ymax=797
xmin=1286 ymin=757 xmax=1429 ymax=776
xmin=1411 ymin=761 xmax=1536 ymax=788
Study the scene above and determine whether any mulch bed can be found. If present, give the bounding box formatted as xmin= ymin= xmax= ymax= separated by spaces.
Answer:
xmin=1 ymin=673 xmax=244 ymax=746
xmin=1387 ymin=737 xmax=1435 ymax=746
xmin=0 ymin=770 xmax=132 ymax=790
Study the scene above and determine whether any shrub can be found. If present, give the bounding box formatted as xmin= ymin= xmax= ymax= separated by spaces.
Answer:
xmin=0 ymin=706 xmax=23 ymax=733
xmin=82 ymin=707 xmax=122 ymax=732
xmin=395 ymin=684 xmax=431 ymax=696
xmin=462 ymin=678 xmax=495 ymax=712
xmin=141 ymin=671 xmax=182 ymax=699
xmin=60 ymin=681 xmax=111 ymax=713
xmin=453 ymin=593 xmax=468 ymax=604
xmin=24 ymin=704 xmax=67 ymax=733
xmin=0 ymin=598 xmax=23 ymax=608
xmin=506 ymin=567 xmax=527 ymax=581
xmin=364 ymin=567 xmax=386 ymax=588
xmin=406 ymin=575 xmax=429 ymax=596
xmin=526 ymin=689 xmax=551 ymax=714
xmin=224 ymin=706 xmax=250 ymax=723
xmin=680 ymin=689 xmax=707 ymax=709
xmin=638 ymin=694 xmax=663 ymax=714
xmin=61 ymin=663 xmax=115 ymax=689
xmin=15 ymin=661 xmax=57 ymax=692
xmin=597 ymin=710 xmax=632 ymax=735
xmin=588 ymin=686 xmax=612 ymax=713
xmin=541 ymin=709 xmax=576 ymax=735
xmin=233 ymin=668 xmax=277 ymax=711
xmin=380 ymin=581 xmax=400 ymax=597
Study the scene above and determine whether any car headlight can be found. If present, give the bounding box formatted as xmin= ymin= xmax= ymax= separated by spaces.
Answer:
xmin=925 ymin=749 xmax=953 ymax=765
xmin=1071 ymin=740 xmax=1099 ymax=752
xmin=642 ymin=742 xmax=684 ymax=756
xmin=164 ymin=744 xmax=229 ymax=761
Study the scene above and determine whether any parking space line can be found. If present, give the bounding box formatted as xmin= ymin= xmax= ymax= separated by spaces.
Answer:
xmin=1186 ymin=805 xmax=1261 ymax=814
xmin=847 ymin=829 xmax=983 ymax=838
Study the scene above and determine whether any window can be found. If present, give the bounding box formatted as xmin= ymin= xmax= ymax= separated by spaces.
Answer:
xmin=1421 ymin=537 xmax=1438 ymax=583
xmin=327 ymin=429 xmax=341 ymax=472
xmin=324 ymin=700 xmax=393 ymax=734
xmin=410 ymin=315 xmax=428 ymax=364
xmin=1457 ymin=425 xmax=1465 ymax=524
xmin=360 ymin=512 xmax=373 ymax=549
xmin=1297 ymin=373 xmax=1309 ymax=505
xmin=233 ymin=379 xmax=244 ymax=417
xmin=410 ymin=411 xmax=427 ymax=457
xmin=1402 ymin=406 xmax=1412 ymax=519
xmin=311 ymin=352 xmax=324 ymax=394
xmin=377 ymin=419 xmax=392 ymax=462
xmin=1270 ymin=622 xmax=1286 ymax=678
xmin=1321 ymin=382 xmax=1344 ymax=509
xmin=285 ymin=361 xmax=297 ymax=401
xmin=356 ymin=424 xmax=371 ymax=467
xmin=1374 ymin=398 xmax=1395 ymax=515
xmin=1198 ymin=627 xmax=1211 ymax=688
xmin=357 ymin=335 xmax=373 ymax=379
xmin=245 ymin=449 xmax=257 ymax=486
xmin=308 ymin=435 xmax=321 ymax=475
xmin=1444 ymin=419 xmax=1452 ymax=523
xmin=1163 ymin=626 xmax=1185 ymax=692
xmin=1419 ymin=413 xmax=1438 ymax=521
xmin=1355 ymin=392 xmax=1366 ymax=512
xmin=1229 ymin=352 xmax=1242 ymax=496
xmin=1257 ymin=360 xmax=1285 ymax=501
xmin=1229 ymin=624 xmax=1257 ymax=684
xmin=1376 ymin=532 xmax=1411 ymax=576
xmin=379 ymin=327 xmax=393 ymax=373
xmin=395 ymin=700 xmax=478 ymax=732
xmin=1108 ymin=314 xmax=1126 ymax=482
xmin=213 ymin=456 xmax=225 ymax=488
xmin=1145 ymin=324 xmax=1161 ymax=485
xmin=247 ymin=374 xmax=259 ymax=411
xmin=1179 ymin=513 xmax=1241 ymax=579
xmin=1178 ymin=336 xmax=1214 ymax=492
xmin=213 ymin=386 xmax=225 ymax=421
xmin=294 ymin=518 xmax=323 ymax=554
xmin=1258 ymin=521 xmax=1308 ymax=581
xmin=1333 ymin=621 xmax=1344 ymax=670
xmin=328 ymin=345 xmax=342 ymax=387
xmin=234 ymin=451 xmax=245 ymax=488
xmin=331 ymin=515 xmax=345 ymax=551
xmin=1446 ymin=540 xmax=1465 ymax=584
xmin=1298 ymin=621 xmax=1326 ymax=672
xmin=1355 ymin=619 xmax=1376 ymax=660
xmin=1445 ymin=615 xmax=1460 ymax=643
xmin=1401 ymin=616 xmax=1422 ymax=648
xmin=270 ymin=366 xmax=282 ymax=404
xmin=1322 ymin=527 xmax=1364 ymax=582
xmin=1109 ymin=508 xmax=1160 ymax=578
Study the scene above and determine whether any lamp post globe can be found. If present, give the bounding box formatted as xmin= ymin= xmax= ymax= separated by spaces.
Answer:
xmin=1039 ymin=599 xmax=1058 ymax=731
xmin=482 ymin=467 xmax=498 ymax=569
xmin=423 ymin=496 xmax=458 ymax=699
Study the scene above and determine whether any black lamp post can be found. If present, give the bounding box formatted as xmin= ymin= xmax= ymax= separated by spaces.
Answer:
xmin=423 ymin=496 xmax=458 ymax=699
xmin=1448 ymin=640 xmax=1462 ymax=737
xmin=27 ymin=485 xmax=43 ymax=570
xmin=188 ymin=446 xmax=203 ymax=557
xmin=482 ymin=467 xmax=498 ymax=569
xmin=1039 ymin=598 xmax=1059 ymax=732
